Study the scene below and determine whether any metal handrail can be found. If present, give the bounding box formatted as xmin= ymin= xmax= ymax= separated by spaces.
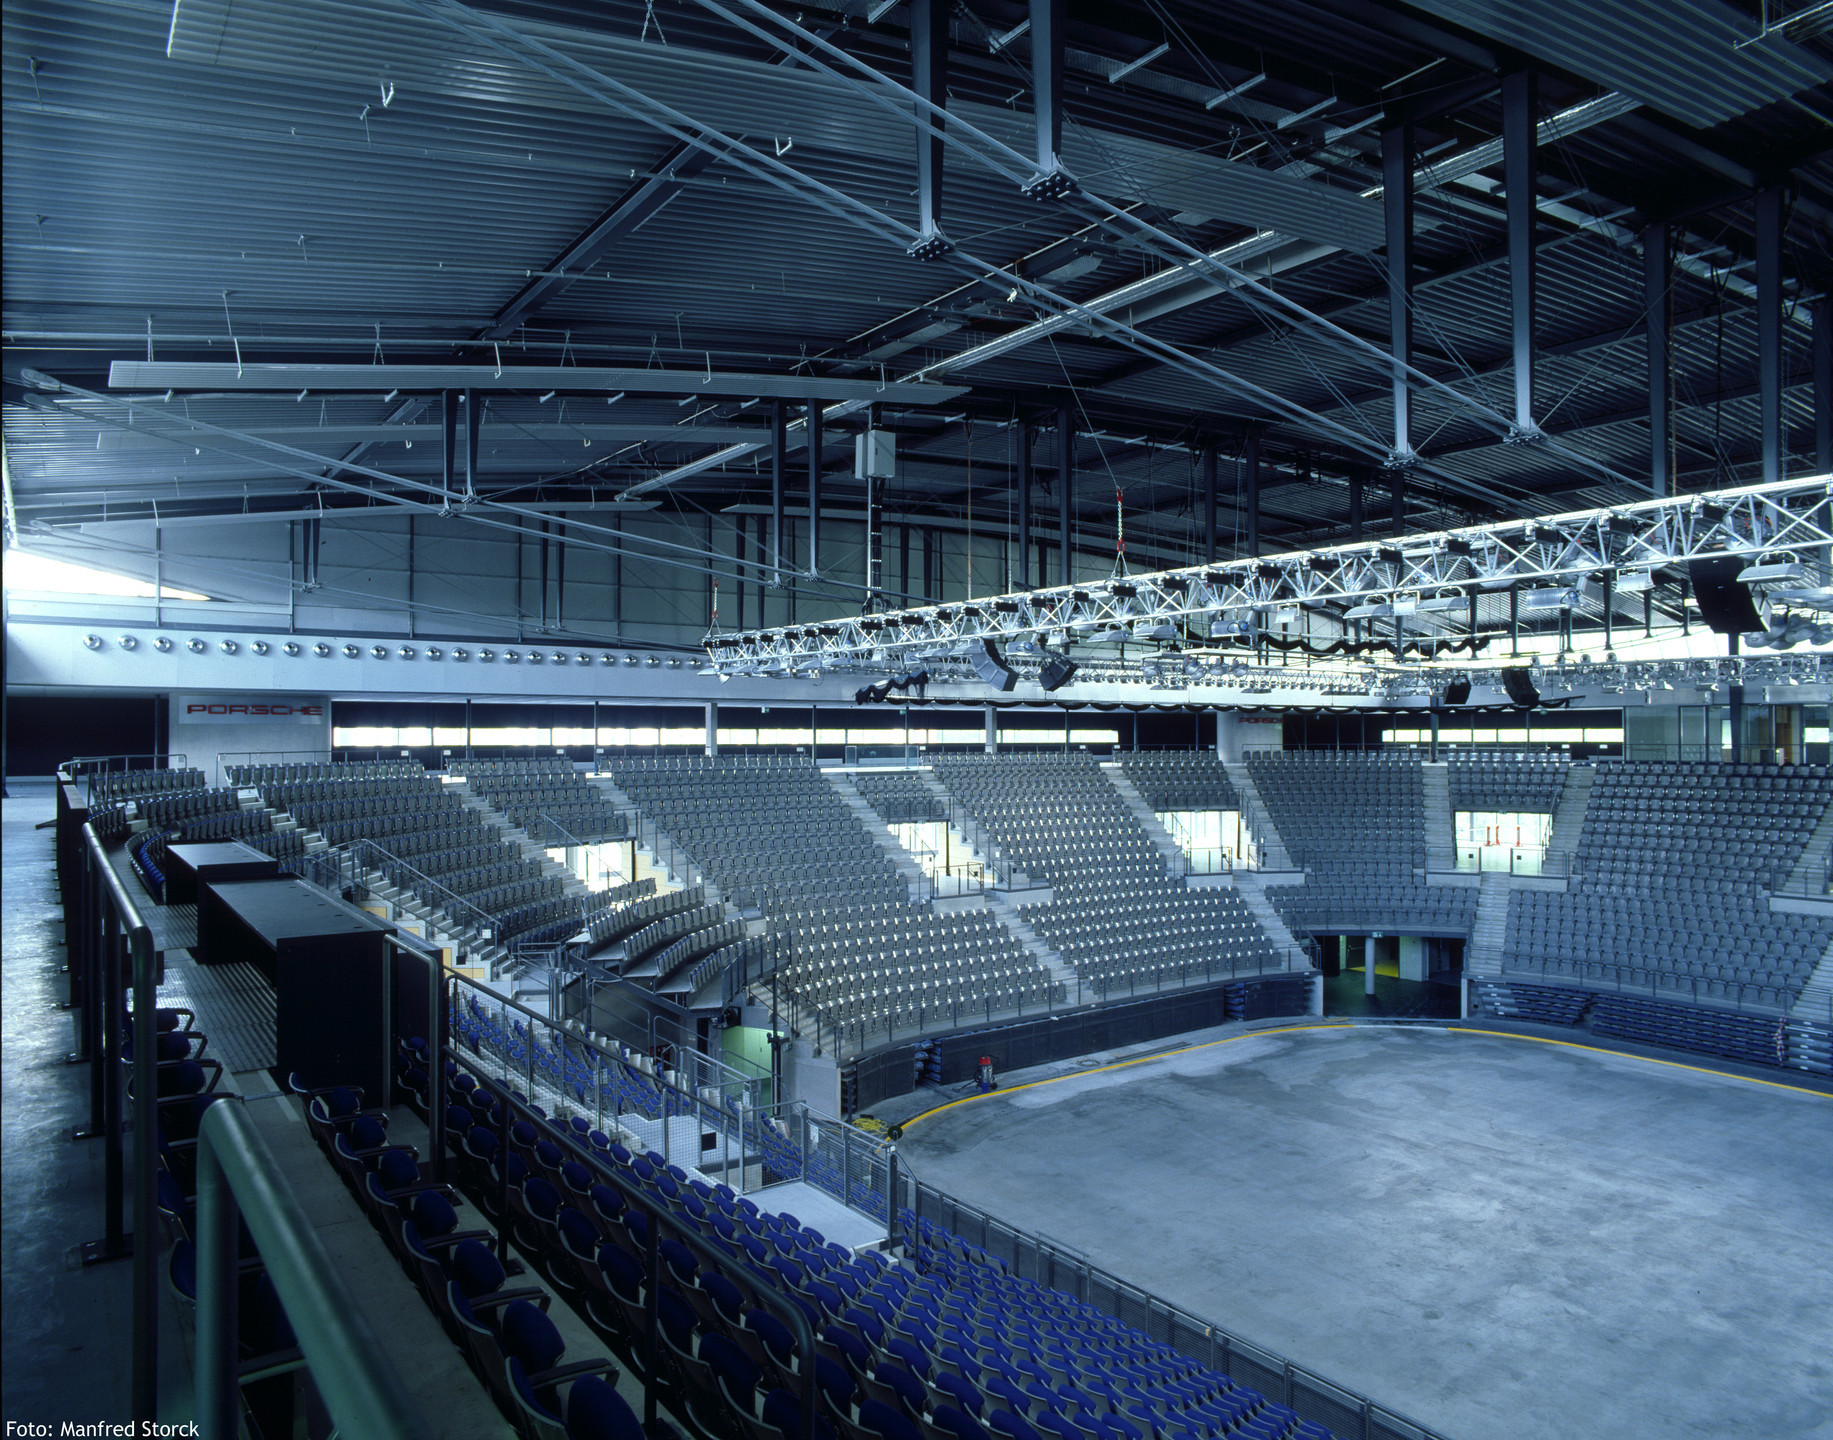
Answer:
xmin=348 ymin=837 xmax=502 ymax=944
xmin=899 ymin=1168 xmax=1456 ymax=1440
xmin=478 ymin=1070 xmax=820 ymax=1440
xmin=195 ymin=1102 xmax=433 ymax=1440
xmin=75 ymin=822 xmax=161 ymax=1421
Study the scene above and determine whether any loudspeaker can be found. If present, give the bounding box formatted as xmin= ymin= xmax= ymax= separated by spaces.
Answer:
xmin=1442 ymin=676 xmax=1471 ymax=706
xmin=1688 ymin=556 xmax=1764 ymax=635
xmin=1038 ymin=656 xmax=1078 ymax=693
xmin=972 ymin=639 xmax=1016 ymax=692
xmin=1501 ymin=668 xmax=1539 ymax=707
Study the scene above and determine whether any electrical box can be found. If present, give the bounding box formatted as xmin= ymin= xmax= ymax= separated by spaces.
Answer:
xmin=855 ymin=430 xmax=896 ymax=479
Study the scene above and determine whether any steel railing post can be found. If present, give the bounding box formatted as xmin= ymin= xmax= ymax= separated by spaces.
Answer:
xmin=427 ymin=953 xmax=447 ymax=1184
xmin=131 ymin=927 xmax=159 ymax=1420
xmin=196 ymin=1130 xmax=241 ymax=1440
xmin=101 ymin=907 xmax=125 ymax=1253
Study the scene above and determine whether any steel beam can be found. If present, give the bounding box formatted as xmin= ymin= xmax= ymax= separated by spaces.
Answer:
xmin=1756 ymin=186 xmax=1784 ymax=485
xmin=1817 ymin=296 xmax=1832 ymax=473
xmin=806 ymin=402 xmax=823 ymax=577
xmin=1030 ymin=0 xmax=1067 ymax=175
xmin=1203 ymin=446 xmax=1218 ymax=564
xmin=911 ymin=0 xmax=947 ymax=245
xmin=1017 ymin=422 xmax=1034 ymax=586
xmin=1503 ymin=69 xmax=1537 ymax=436
xmin=1382 ymin=121 xmax=1415 ymax=465
xmin=1244 ymin=433 xmax=1261 ymax=557
xmin=1645 ymin=221 xmax=1671 ymax=496
xmin=770 ymin=401 xmax=786 ymax=585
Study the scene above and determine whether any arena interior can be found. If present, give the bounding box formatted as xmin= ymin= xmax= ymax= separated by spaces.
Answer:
xmin=4 ymin=1 xmax=1833 ymax=1437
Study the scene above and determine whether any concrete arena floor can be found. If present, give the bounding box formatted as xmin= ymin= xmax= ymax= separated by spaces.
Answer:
xmin=894 ymin=1025 xmax=1833 ymax=1440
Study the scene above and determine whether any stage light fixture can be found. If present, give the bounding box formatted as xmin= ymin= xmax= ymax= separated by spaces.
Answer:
xmin=426 ymin=646 xmax=443 ymax=660
xmin=251 ymin=640 xmax=269 ymax=656
xmin=399 ymin=645 xmax=415 ymax=659
xmin=343 ymin=644 xmax=360 ymax=658
xmin=188 ymin=638 xmax=207 ymax=653
xmin=313 ymin=642 xmax=331 ymax=657
xmin=283 ymin=641 xmax=301 ymax=656
xmin=155 ymin=637 xmax=174 ymax=652
xmin=119 ymin=635 xmax=138 ymax=651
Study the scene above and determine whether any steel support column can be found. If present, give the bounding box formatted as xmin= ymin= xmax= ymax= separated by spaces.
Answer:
xmin=1382 ymin=121 xmax=1415 ymax=464
xmin=806 ymin=402 xmax=823 ymax=577
xmin=463 ymin=390 xmax=480 ymax=503
xmin=1202 ymin=446 xmax=1218 ymax=564
xmin=1243 ymin=433 xmax=1261 ymax=557
xmin=1058 ymin=404 xmax=1073 ymax=586
xmin=1644 ymin=221 xmax=1671 ymax=496
xmin=1030 ymin=0 xmax=1066 ymax=175
xmin=1503 ymin=70 xmax=1537 ymax=436
xmin=1813 ymin=294 xmax=1833 ymax=472
xmin=1755 ymin=187 xmax=1784 ymax=485
xmin=911 ymin=0 xmax=947 ymax=243
xmin=441 ymin=390 xmax=459 ymax=503
xmin=1017 ymin=422 xmax=1034 ymax=587
xmin=770 ymin=400 xmax=787 ymax=584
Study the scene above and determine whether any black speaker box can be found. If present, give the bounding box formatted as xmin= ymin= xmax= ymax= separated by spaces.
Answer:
xmin=1501 ymin=668 xmax=1539 ymax=707
xmin=972 ymin=639 xmax=1017 ymax=692
xmin=1442 ymin=676 xmax=1471 ymax=706
xmin=1039 ymin=656 xmax=1078 ymax=692
xmin=1688 ymin=556 xmax=1764 ymax=635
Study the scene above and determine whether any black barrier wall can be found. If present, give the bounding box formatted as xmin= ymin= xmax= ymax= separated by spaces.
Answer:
xmin=850 ymin=974 xmax=1313 ymax=1111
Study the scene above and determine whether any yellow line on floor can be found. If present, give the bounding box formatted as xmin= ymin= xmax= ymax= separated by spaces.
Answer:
xmin=891 ymin=1022 xmax=1831 ymax=1132
xmin=893 ymin=1023 xmax=1355 ymax=1132
xmin=1444 ymin=1027 xmax=1833 ymax=1098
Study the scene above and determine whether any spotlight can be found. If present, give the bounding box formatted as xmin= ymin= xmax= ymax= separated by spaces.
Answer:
xmin=314 ymin=642 xmax=332 ymax=657
xmin=187 ymin=638 xmax=206 ymax=653
xmin=479 ymin=648 xmax=496 ymax=661
xmin=505 ymin=650 xmax=521 ymax=663
xmin=370 ymin=645 xmax=388 ymax=659
xmin=646 ymin=656 xmax=661 ymax=668
xmin=452 ymin=647 xmax=469 ymax=661
xmin=84 ymin=634 xmax=104 ymax=650
xmin=399 ymin=645 xmax=415 ymax=659
xmin=527 ymin=651 xmax=543 ymax=664
xmin=425 ymin=645 xmax=442 ymax=660
xmin=251 ymin=640 xmax=269 ymax=656
xmin=118 ymin=635 xmax=138 ymax=651
xmin=623 ymin=655 xmax=638 ymax=667
xmin=219 ymin=640 xmax=238 ymax=654
xmin=282 ymin=641 xmax=302 ymax=656
xmin=343 ymin=643 xmax=361 ymax=658
xmin=599 ymin=653 xmax=616 ymax=666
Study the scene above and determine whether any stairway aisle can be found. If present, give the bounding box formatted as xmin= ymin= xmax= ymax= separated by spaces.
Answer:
xmin=823 ymin=770 xmax=929 ymax=898
xmin=1221 ymin=761 xmax=1295 ymax=872
xmin=1544 ymin=765 xmax=1595 ymax=877
xmin=1231 ymin=874 xmax=1307 ymax=969
xmin=1421 ymin=762 xmax=1455 ymax=872
xmin=1100 ymin=765 xmax=1187 ymax=875
xmin=1467 ymin=871 xmax=1512 ymax=976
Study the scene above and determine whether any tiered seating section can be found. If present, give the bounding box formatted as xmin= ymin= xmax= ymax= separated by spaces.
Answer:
xmin=856 ymin=773 xmax=947 ymax=825
xmin=131 ymin=785 xmax=307 ymax=866
xmin=89 ymin=766 xmax=206 ymax=802
xmin=456 ymin=757 xmax=630 ymax=841
xmin=608 ymin=757 xmax=1052 ymax=1043
xmin=231 ymin=760 xmax=585 ymax=947
xmin=1445 ymin=751 xmax=1565 ymax=813
xmin=931 ymin=755 xmax=1279 ymax=996
xmin=1500 ymin=761 xmax=1833 ymax=1009
xmin=1117 ymin=753 xmax=1240 ymax=813
xmin=427 ymin=997 xmax=1344 ymax=1440
xmin=1246 ymin=753 xmax=1476 ymax=936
